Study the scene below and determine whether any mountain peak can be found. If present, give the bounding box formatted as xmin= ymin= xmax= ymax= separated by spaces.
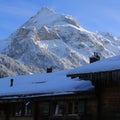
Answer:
xmin=37 ymin=7 xmax=55 ymax=15
xmin=22 ymin=7 xmax=80 ymax=29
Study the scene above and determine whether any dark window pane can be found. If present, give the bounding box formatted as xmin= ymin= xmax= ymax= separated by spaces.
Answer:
xmin=74 ymin=100 xmax=85 ymax=115
xmin=25 ymin=102 xmax=32 ymax=116
xmin=43 ymin=102 xmax=49 ymax=115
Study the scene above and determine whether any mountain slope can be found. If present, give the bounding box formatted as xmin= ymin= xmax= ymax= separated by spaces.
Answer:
xmin=0 ymin=54 xmax=35 ymax=78
xmin=1 ymin=7 xmax=120 ymax=72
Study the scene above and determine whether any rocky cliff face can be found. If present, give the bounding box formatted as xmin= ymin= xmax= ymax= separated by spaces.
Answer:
xmin=1 ymin=7 xmax=120 ymax=73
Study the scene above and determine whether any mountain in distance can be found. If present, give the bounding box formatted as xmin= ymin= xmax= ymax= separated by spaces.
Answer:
xmin=1 ymin=7 xmax=120 ymax=73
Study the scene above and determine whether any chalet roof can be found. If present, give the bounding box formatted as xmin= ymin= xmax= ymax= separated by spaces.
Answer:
xmin=67 ymin=55 xmax=120 ymax=75
xmin=0 ymin=70 xmax=93 ymax=100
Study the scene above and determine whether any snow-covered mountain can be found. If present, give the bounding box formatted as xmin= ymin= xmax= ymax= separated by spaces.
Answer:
xmin=1 ymin=7 xmax=120 ymax=73
xmin=0 ymin=54 xmax=34 ymax=77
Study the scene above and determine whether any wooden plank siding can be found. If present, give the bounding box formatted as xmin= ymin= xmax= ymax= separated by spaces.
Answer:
xmin=100 ymin=86 xmax=120 ymax=120
xmin=67 ymin=69 xmax=120 ymax=120
xmin=68 ymin=69 xmax=120 ymax=86
xmin=0 ymin=101 xmax=34 ymax=120
xmin=35 ymin=96 xmax=97 ymax=120
xmin=0 ymin=92 xmax=96 ymax=120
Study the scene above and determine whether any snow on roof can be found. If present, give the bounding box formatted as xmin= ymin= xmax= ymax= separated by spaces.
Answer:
xmin=0 ymin=70 xmax=93 ymax=99
xmin=68 ymin=55 xmax=120 ymax=75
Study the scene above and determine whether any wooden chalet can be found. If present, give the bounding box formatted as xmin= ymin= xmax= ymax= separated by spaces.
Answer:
xmin=67 ymin=55 xmax=120 ymax=120
xmin=0 ymin=70 xmax=94 ymax=120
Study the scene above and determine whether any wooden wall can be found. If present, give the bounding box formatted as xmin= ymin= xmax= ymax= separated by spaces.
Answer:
xmin=0 ymin=101 xmax=34 ymax=120
xmin=68 ymin=69 xmax=120 ymax=120
xmin=100 ymin=86 xmax=120 ymax=120
xmin=10 ymin=117 xmax=33 ymax=120
xmin=0 ymin=92 xmax=97 ymax=120
xmin=87 ymin=98 xmax=98 ymax=120
xmin=34 ymin=93 xmax=97 ymax=120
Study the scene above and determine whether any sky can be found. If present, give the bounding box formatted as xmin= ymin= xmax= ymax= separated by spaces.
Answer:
xmin=0 ymin=0 xmax=120 ymax=40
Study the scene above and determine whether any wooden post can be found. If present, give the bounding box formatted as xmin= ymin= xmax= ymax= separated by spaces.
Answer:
xmin=50 ymin=100 xmax=54 ymax=120
xmin=64 ymin=101 xmax=68 ymax=115
xmin=4 ymin=104 xmax=10 ymax=120
xmin=72 ymin=101 xmax=75 ymax=114
xmin=95 ymin=86 xmax=102 ymax=120
xmin=33 ymin=102 xmax=38 ymax=120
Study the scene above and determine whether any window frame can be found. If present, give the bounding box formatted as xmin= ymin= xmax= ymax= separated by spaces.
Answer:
xmin=13 ymin=101 xmax=32 ymax=117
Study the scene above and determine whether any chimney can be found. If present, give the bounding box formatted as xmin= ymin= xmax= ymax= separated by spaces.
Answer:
xmin=46 ymin=68 xmax=52 ymax=73
xmin=10 ymin=79 xmax=14 ymax=87
xmin=89 ymin=52 xmax=100 ymax=63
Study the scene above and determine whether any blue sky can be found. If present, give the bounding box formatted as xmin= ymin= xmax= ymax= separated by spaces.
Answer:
xmin=0 ymin=0 xmax=120 ymax=39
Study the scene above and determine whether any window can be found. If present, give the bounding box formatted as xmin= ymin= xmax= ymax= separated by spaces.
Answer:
xmin=74 ymin=100 xmax=85 ymax=115
xmin=15 ymin=103 xmax=22 ymax=116
xmin=54 ymin=101 xmax=64 ymax=116
xmin=24 ymin=102 xmax=32 ymax=116
xmin=53 ymin=100 xmax=86 ymax=116
xmin=43 ymin=102 xmax=49 ymax=115
xmin=14 ymin=102 xmax=32 ymax=117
